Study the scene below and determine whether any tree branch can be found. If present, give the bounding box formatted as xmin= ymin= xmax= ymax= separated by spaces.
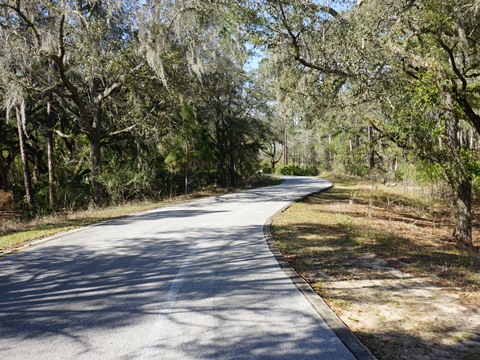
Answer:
xmin=454 ymin=93 xmax=480 ymax=135
xmin=167 ymin=7 xmax=198 ymax=31
xmin=107 ymin=124 xmax=137 ymax=137
xmin=52 ymin=91 xmax=80 ymax=121
xmin=54 ymin=129 xmax=73 ymax=139
xmin=437 ymin=37 xmax=467 ymax=91
xmin=49 ymin=14 xmax=89 ymax=128
xmin=94 ymin=82 xmax=122 ymax=104
xmin=0 ymin=2 xmax=41 ymax=46
xmin=275 ymin=1 xmax=348 ymax=77
xmin=318 ymin=5 xmax=338 ymax=17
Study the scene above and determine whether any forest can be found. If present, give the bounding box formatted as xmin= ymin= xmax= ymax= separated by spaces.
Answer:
xmin=0 ymin=0 xmax=479 ymax=247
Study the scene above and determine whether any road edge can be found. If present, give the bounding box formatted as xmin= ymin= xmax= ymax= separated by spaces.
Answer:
xmin=263 ymin=183 xmax=377 ymax=360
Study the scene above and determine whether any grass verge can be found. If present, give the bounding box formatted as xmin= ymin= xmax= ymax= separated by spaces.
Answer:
xmin=1 ymin=176 xmax=283 ymax=254
xmin=272 ymin=173 xmax=480 ymax=360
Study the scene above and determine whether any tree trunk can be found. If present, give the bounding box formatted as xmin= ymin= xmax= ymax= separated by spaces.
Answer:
xmin=453 ymin=175 xmax=473 ymax=247
xmin=443 ymin=90 xmax=473 ymax=247
xmin=215 ymin=120 xmax=228 ymax=187
xmin=47 ymin=97 xmax=55 ymax=208
xmin=0 ymin=165 xmax=8 ymax=192
xmin=226 ymin=132 xmax=236 ymax=187
xmin=228 ymin=148 xmax=236 ymax=187
xmin=0 ymin=153 xmax=14 ymax=192
xmin=184 ymin=141 xmax=189 ymax=195
xmin=283 ymin=127 xmax=288 ymax=165
xmin=89 ymin=81 xmax=105 ymax=205
xmin=367 ymin=126 xmax=375 ymax=169
xmin=16 ymin=108 xmax=35 ymax=210
xmin=88 ymin=131 xmax=103 ymax=205
xmin=270 ymin=142 xmax=277 ymax=171
xmin=327 ymin=133 xmax=333 ymax=171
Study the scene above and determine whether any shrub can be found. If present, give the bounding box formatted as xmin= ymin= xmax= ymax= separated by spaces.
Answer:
xmin=261 ymin=162 xmax=274 ymax=174
xmin=276 ymin=165 xmax=319 ymax=176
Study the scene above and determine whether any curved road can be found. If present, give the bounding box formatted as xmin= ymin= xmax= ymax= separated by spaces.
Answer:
xmin=0 ymin=177 xmax=355 ymax=359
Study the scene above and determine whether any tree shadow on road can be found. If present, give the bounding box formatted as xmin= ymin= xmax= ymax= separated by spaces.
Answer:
xmin=0 ymin=221 xmax=350 ymax=359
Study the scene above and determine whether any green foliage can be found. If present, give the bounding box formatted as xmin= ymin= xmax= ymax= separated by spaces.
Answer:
xmin=55 ymin=175 xmax=92 ymax=210
xmin=466 ymin=154 xmax=480 ymax=198
xmin=240 ymin=0 xmax=480 ymax=246
xmin=415 ymin=161 xmax=444 ymax=185
xmin=276 ymin=165 xmax=319 ymax=176
xmin=100 ymin=162 xmax=151 ymax=204
xmin=465 ymin=151 xmax=480 ymax=178
xmin=261 ymin=161 xmax=274 ymax=174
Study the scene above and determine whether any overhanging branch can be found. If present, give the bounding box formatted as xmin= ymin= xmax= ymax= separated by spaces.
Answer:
xmin=275 ymin=1 xmax=348 ymax=77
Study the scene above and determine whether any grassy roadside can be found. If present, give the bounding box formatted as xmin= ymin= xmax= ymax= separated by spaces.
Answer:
xmin=272 ymin=174 xmax=480 ymax=360
xmin=1 ymin=176 xmax=283 ymax=254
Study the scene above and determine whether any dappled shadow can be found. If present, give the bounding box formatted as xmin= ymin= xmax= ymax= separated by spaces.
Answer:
xmin=272 ymin=200 xmax=480 ymax=359
xmin=268 ymin=178 xmax=480 ymax=359
xmin=0 ymin=237 xmax=185 ymax=340
xmin=274 ymin=216 xmax=480 ymax=279
xmin=274 ymin=221 xmax=417 ymax=253
xmin=349 ymin=209 xmax=439 ymax=229
xmin=306 ymin=189 xmax=448 ymax=229
xmin=305 ymin=182 xmax=457 ymax=223
xmin=354 ymin=328 xmax=480 ymax=360
xmin=1 ymin=176 xmax=331 ymax=243
xmin=0 ymin=225 xmax=351 ymax=358
xmin=92 ymin=208 xmax=228 ymax=226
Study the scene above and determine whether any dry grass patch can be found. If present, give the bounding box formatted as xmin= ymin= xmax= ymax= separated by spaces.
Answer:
xmin=272 ymin=175 xmax=480 ymax=360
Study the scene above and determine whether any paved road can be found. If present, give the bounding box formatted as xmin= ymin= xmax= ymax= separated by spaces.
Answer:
xmin=0 ymin=177 xmax=355 ymax=359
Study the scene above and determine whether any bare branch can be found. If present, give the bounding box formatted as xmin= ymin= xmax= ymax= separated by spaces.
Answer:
xmin=0 ymin=2 xmax=41 ymax=46
xmin=54 ymin=129 xmax=73 ymax=139
xmin=318 ymin=4 xmax=338 ymax=17
xmin=94 ymin=82 xmax=123 ymax=104
xmin=275 ymin=1 xmax=348 ymax=77
xmin=108 ymin=124 xmax=137 ymax=137
xmin=49 ymin=14 xmax=89 ymax=127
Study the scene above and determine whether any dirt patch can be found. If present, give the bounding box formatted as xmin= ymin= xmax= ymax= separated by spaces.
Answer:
xmin=272 ymin=177 xmax=480 ymax=360
xmin=318 ymin=256 xmax=480 ymax=360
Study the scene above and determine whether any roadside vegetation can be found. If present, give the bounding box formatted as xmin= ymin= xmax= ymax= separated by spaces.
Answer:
xmin=272 ymin=173 xmax=480 ymax=360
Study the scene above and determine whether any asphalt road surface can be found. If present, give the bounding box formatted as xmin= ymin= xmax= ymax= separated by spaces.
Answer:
xmin=0 ymin=176 xmax=356 ymax=359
